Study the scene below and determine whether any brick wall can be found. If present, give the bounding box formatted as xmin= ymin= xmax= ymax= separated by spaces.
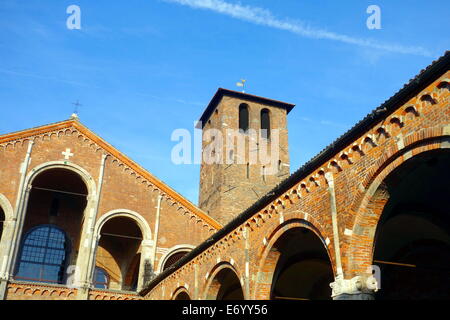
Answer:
xmin=144 ymin=71 xmax=449 ymax=300
xmin=0 ymin=120 xmax=221 ymax=299
xmin=199 ymin=95 xmax=291 ymax=225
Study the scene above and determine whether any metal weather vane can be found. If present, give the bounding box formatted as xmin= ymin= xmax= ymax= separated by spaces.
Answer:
xmin=236 ymin=79 xmax=246 ymax=93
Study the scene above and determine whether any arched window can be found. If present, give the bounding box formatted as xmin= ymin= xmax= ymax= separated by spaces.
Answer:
xmin=15 ymin=225 xmax=70 ymax=284
xmin=163 ymin=251 xmax=189 ymax=271
xmin=93 ymin=266 xmax=109 ymax=289
xmin=239 ymin=103 xmax=249 ymax=133
xmin=261 ymin=108 xmax=271 ymax=139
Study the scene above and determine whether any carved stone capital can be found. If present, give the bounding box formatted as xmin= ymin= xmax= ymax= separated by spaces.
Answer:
xmin=141 ymin=240 xmax=154 ymax=247
xmin=330 ymin=274 xmax=378 ymax=300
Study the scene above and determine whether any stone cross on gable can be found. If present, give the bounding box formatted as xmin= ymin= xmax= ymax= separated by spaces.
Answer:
xmin=62 ymin=148 xmax=74 ymax=160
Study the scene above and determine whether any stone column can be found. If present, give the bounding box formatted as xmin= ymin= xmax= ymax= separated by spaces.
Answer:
xmin=137 ymin=239 xmax=154 ymax=292
xmin=151 ymin=195 xmax=163 ymax=268
xmin=325 ymin=172 xmax=344 ymax=277
xmin=194 ymin=264 xmax=199 ymax=300
xmin=75 ymin=233 xmax=101 ymax=300
xmin=243 ymin=227 xmax=250 ymax=299
xmin=0 ymin=219 xmax=14 ymax=299
xmin=75 ymin=154 xmax=107 ymax=300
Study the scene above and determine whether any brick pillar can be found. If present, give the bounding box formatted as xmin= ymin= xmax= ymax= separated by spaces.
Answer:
xmin=137 ymin=240 xmax=153 ymax=291
xmin=254 ymin=247 xmax=280 ymax=299
xmin=0 ymin=141 xmax=34 ymax=300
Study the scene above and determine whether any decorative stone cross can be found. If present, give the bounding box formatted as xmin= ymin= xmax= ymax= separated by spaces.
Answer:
xmin=62 ymin=148 xmax=74 ymax=160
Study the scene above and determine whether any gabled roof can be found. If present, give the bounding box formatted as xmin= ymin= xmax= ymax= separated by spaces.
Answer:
xmin=0 ymin=118 xmax=222 ymax=230
xmin=140 ymin=50 xmax=450 ymax=296
xmin=197 ymin=88 xmax=296 ymax=128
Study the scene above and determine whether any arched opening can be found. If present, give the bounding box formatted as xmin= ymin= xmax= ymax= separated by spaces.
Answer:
xmin=174 ymin=290 xmax=191 ymax=300
xmin=14 ymin=168 xmax=88 ymax=284
xmin=95 ymin=216 xmax=143 ymax=291
xmin=93 ymin=266 xmax=109 ymax=289
xmin=269 ymin=227 xmax=334 ymax=300
xmin=373 ymin=149 xmax=450 ymax=300
xmin=239 ymin=103 xmax=249 ymax=133
xmin=162 ymin=251 xmax=190 ymax=271
xmin=260 ymin=108 xmax=270 ymax=139
xmin=206 ymin=266 xmax=244 ymax=300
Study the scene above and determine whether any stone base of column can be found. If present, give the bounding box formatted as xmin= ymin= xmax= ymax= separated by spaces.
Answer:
xmin=76 ymin=286 xmax=90 ymax=300
xmin=0 ymin=279 xmax=8 ymax=300
xmin=333 ymin=293 xmax=375 ymax=300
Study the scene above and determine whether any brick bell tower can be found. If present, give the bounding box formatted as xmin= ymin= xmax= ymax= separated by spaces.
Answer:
xmin=197 ymin=88 xmax=295 ymax=225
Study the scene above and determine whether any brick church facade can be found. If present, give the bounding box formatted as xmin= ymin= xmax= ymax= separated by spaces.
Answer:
xmin=0 ymin=52 xmax=449 ymax=300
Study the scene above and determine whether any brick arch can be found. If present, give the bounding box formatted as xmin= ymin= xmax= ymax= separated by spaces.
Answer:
xmin=25 ymin=161 xmax=97 ymax=198
xmin=157 ymin=244 xmax=195 ymax=273
xmin=7 ymin=161 xmax=97 ymax=286
xmin=92 ymin=209 xmax=151 ymax=291
xmin=252 ymin=218 xmax=334 ymax=300
xmin=351 ymin=125 xmax=449 ymax=215
xmin=203 ymin=262 xmax=245 ymax=300
xmin=0 ymin=193 xmax=13 ymax=221
xmin=347 ymin=135 xmax=449 ymax=277
xmin=171 ymin=286 xmax=191 ymax=300
xmin=95 ymin=209 xmax=152 ymax=241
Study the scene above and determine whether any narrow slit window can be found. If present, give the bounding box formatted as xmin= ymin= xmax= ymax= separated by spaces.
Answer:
xmin=239 ymin=104 xmax=249 ymax=133
xmin=261 ymin=109 xmax=271 ymax=139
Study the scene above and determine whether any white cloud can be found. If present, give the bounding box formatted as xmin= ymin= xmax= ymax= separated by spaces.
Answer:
xmin=0 ymin=68 xmax=96 ymax=88
xmin=164 ymin=0 xmax=432 ymax=57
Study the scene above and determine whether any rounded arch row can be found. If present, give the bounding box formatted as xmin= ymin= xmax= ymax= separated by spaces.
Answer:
xmin=348 ymin=134 xmax=450 ymax=277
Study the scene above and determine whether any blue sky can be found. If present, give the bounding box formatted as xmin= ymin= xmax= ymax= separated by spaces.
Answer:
xmin=0 ymin=0 xmax=448 ymax=204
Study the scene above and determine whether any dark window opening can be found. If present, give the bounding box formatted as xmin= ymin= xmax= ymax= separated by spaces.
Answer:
xmin=261 ymin=108 xmax=271 ymax=139
xmin=163 ymin=251 xmax=189 ymax=271
xmin=239 ymin=104 xmax=249 ymax=133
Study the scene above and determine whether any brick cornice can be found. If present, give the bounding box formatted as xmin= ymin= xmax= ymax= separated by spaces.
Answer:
xmin=0 ymin=119 xmax=222 ymax=231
